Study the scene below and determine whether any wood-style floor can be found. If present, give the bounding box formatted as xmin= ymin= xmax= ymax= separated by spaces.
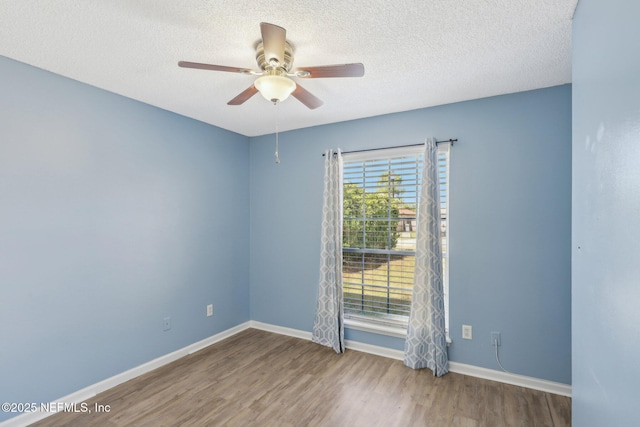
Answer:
xmin=32 ymin=328 xmax=571 ymax=426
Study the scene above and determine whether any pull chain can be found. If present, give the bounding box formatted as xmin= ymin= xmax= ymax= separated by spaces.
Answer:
xmin=274 ymin=101 xmax=280 ymax=164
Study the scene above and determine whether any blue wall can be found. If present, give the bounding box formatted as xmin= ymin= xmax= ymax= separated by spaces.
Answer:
xmin=0 ymin=56 xmax=250 ymax=422
xmin=572 ymin=0 xmax=640 ymax=425
xmin=250 ymin=85 xmax=572 ymax=384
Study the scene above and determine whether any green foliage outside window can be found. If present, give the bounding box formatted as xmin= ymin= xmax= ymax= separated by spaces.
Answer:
xmin=343 ymin=172 xmax=403 ymax=250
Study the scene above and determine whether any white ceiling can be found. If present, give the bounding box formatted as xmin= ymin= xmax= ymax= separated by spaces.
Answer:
xmin=0 ymin=0 xmax=578 ymax=137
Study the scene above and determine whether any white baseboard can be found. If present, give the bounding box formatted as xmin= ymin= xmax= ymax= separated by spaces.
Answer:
xmin=249 ymin=321 xmax=312 ymax=341
xmin=2 ymin=320 xmax=570 ymax=427
xmin=447 ymin=362 xmax=572 ymax=397
xmin=249 ymin=321 xmax=572 ymax=397
xmin=0 ymin=322 xmax=252 ymax=427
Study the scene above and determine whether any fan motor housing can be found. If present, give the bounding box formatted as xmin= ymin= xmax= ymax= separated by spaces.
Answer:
xmin=255 ymin=41 xmax=294 ymax=73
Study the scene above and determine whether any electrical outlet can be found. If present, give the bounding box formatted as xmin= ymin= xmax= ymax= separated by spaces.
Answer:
xmin=207 ymin=304 xmax=213 ymax=317
xmin=462 ymin=324 xmax=472 ymax=340
xmin=491 ymin=331 xmax=501 ymax=346
xmin=163 ymin=317 xmax=171 ymax=331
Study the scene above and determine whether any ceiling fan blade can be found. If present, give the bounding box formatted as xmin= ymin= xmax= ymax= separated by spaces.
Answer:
xmin=295 ymin=63 xmax=365 ymax=78
xmin=291 ymin=83 xmax=323 ymax=109
xmin=260 ymin=22 xmax=286 ymax=66
xmin=178 ymin=61 xmax=254 ymax=74
xmin=227 ymin=85 xmax=259 ymax=105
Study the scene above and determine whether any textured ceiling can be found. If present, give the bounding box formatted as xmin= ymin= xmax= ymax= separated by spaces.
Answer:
xmin=0 ymin=1 xmax=578 ymax=137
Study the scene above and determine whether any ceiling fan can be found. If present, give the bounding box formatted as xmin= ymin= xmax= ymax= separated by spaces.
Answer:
xmin=178 ymin=22 xmax=365 ymax=109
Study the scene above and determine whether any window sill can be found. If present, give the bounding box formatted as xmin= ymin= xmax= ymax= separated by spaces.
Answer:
xmin=344 ymin=318 xmax=452 ymax=345
xmin=344 ymin=318 xmax=408 ymax=338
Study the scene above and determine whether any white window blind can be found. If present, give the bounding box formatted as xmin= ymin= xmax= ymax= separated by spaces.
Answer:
xmin=342 ymin=144 xmax=449 ymax=329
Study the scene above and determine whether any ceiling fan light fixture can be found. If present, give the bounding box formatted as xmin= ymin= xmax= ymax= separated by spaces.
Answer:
xmin=255 ymin=75 xmax=296 ymax=103
xmin=179 ymin=23 xmax=363 ymax=109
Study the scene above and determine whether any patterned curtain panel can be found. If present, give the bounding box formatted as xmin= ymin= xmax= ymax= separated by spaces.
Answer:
xmin=312 ymin=149 xmax=344 ymax=353
xmin=404 ymin=138 xmax=449 ymax=376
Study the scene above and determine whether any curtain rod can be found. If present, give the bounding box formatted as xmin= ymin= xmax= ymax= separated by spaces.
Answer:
xmin=321 ymin=139 xmax=457 ymax=156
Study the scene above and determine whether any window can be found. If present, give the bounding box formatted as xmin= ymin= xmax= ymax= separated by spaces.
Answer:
xmin=342 ymin=144 xmax=450 ymax=335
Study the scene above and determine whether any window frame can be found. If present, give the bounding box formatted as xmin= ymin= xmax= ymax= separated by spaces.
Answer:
xmin=341 ymin=144 xmax=450 ymax=339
